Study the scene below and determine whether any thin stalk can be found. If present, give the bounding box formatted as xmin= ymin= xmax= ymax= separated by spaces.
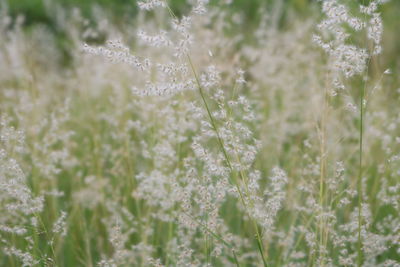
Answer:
xmin=187 ymin=55 xmax=268 ymax=267
xmin=283 ymin=212 xmax=316 ymax=265
xmin=232 ymin=144 xmax=268 ymax=266
xmin=318 ymin=86 xmax=328 ymax=266
xmin=161 ymin=4 xmax=249 ymax=263
xmin=181 ymin=210 xmax=241 ymax=267
xmin=232 ymin=250 xmax=241 ymax=267
xmin=357 ymin=1 xmax=372 ymax=262
xmin=357 ymin=14 xmax=374 ymax=262
xmin=357 ymin=83 xmax=364 ymax=267
xmin=187 ymin=56 xmax=233 ymax=171
xmin=34 ymin=212 xmax=58 ymax=266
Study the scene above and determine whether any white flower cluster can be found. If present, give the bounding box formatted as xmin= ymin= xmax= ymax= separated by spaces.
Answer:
xmin=367 ymin=13 xmax=383 ymax=55
xmin=53 ymin=211 xmax=68 ymax=237
xmin=83 ymin=40 xmax=151 ymax=71
xmin=193 ymin=0 xmax=209 ymax=15
xmin=250 ymin=167 xmax=288 ymax=232
xmin=137 ymin=30 xmax=173 ymax=48
xmin=132 ymin=80 xmax=196 ymax=96
xmin=0 ymin=117 xmax=44 ymax=266
xmin=84 ymin=1 xmax=208 ymax=96
xmin=314 ymin=0 xmax=386 ymax=90
xmin=0 ymin=120 xmax=44 ymax=218
xmin=138 ymin=0 xmax=166 ymax=11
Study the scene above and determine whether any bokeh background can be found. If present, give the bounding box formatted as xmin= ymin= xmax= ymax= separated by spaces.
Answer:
xmin=2 ymin=0 xmax=400 ymax=68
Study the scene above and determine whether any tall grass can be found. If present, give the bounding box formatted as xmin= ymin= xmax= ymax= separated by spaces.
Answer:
xmin=0 ymin=0 xmax=399 ymax=266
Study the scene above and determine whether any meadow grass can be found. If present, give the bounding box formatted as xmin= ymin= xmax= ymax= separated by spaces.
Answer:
xmin=0 ymin=0 xmax=399 ymax=266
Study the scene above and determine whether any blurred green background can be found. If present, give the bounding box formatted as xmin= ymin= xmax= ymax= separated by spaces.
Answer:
xmin=4 ymin=0 xmax=399 ymax=27
xmin=2 ymin=0 xmax=400 ymax=68
xmin=2 ymin=0 xmax=315 ymax=29
xmin=3 ymin=0 xmax=310 ymax=23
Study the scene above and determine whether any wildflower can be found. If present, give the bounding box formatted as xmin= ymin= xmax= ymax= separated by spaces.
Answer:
xmin=138 ymin=0 xmax=166 ymax=11
xmin=53 ymin=211 xmax=68 ymax=237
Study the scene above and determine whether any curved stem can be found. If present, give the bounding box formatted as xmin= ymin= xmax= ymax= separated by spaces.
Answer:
xmin=187 ymin=55 xmax=268 ymax=267
xmin=357 ymin=83 xmax=364 ymax=267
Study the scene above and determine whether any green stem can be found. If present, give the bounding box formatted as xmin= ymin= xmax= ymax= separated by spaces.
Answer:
xmin=357 ymin=84 xmax=364 ymax=267
xmin=181 ymin=210 xmax=241 ymax=267
xmin=187 ymin=55 xmax=268 ymax=267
